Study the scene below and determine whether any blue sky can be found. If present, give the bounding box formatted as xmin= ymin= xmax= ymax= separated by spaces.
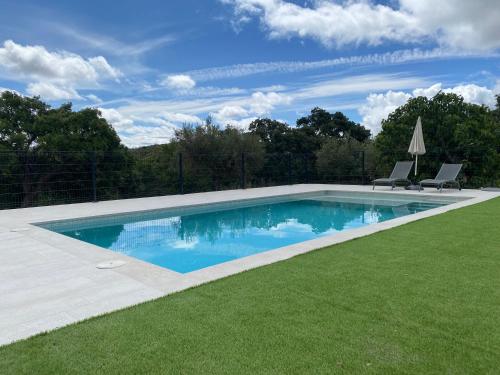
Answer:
xmin=0 ymin=0 xmax=499 ymax=146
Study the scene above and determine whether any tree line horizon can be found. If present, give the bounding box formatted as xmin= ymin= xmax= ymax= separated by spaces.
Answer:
xmin=0 ymin=90 xmax=498 ymax=208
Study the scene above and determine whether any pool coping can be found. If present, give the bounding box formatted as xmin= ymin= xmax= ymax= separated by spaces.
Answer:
xmin=0 ymin=184 xmax=498 ymax=345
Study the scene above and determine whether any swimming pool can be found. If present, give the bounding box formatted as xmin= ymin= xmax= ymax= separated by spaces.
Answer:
xmin=39 ymin=192 xmax=451 ymax=273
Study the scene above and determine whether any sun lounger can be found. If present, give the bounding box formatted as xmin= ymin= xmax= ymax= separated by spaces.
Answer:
xmin=419 ymin=163 xmax=462 ymax=192
xmin=372 ymin=161 xmax=413 ymax=190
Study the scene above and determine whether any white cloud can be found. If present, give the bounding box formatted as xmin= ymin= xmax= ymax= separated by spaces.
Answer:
xmin=0 ymin=40 xmax=121 ymax=100
xmin=219 ymin=116 xmax=259 ymax=129
xmin=249 ymin=91 xmax=291 ymax=115
xmin=400 ymin=0 xmax=500 ymax=51
xmin=225 ymin=0 xmax=420 ymax=47
xmin=98 ymin=107 xmax=202 ymax=147
xmin=412 ymin=82 xmax=497 ymax=108
xmin=442 ymin=84 xmax=497 ymax=108
xmin=412 ymin=83 xmax=442 ymax=98
xmin=86 ymin=94 xmax=103 ymax=103
xmin=0 ymin=40 xmax=121 ymax=83
xmin=94 ymin=73 xmax=497 ymax=145
xmin=148 ymin=84 xmax=246 ymax=98
xmin=223 ymin=0 xmax=500 ymax=51
xmin=211 ymin=91 xmax=291 ymax=128
xmin=114 ymin=86 xmax=292 ymax=132
xmin=186 ymin=48 xmax=496 ymax=82
xmin=212 ymin=105 xmax=249 ymax=121
xmin=98 ymin=108 xmax=134 ymax=131
xmin=156 ymin=112 xmax=203 ymax=124
xmin=100 ymin=73 xmax=426 ymax=138
xmin=178 ymin=86 xmax=246 ymax=97
xmin=26 ymin=82 xmax=82 ymax=100
xmin=88 ymin=56 xmax=121 ymax=82
xmin=211 ymin=105 xmax=255 ymax=129
xmin=293 ymin=74 xmax=428 ymax=100
xmin=52 ymin=24 xmax=176 ymax=57
xmin=359 ymin=91 xmax=412 ymax=134
xmin=493 ymin=80 xmax=500 ymax=94
xmin=118 ymin=125 xmax=178 ymax=148
xmin=161 ymin=74 xmax=196 ymax=90
xmin=359 ymin=83 xmax=498 ymax=134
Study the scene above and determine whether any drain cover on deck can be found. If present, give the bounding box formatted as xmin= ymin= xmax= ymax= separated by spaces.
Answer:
xmin=96 ymin=260 xmax=127 ymax=269
xmin=10 ymin=227 xmax=31 ymax=232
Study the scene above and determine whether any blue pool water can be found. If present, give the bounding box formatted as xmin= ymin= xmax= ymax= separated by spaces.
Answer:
xmin=41 ymin=195 xmax=447 ymax=273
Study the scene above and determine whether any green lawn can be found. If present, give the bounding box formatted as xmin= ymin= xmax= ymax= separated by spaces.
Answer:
xmin=2 ymin=198 xmax=500 ymax=374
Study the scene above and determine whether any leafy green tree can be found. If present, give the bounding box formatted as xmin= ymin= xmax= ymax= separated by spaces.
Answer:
xmin=375 ymin=92 xmax=500 ymax=187
xmin=493 ymin=95 xmax=500 ymax=122
xmin=129 ymin=143 xmax=179 ymax=197
xmin=174 ymin=122 xmax=265 ymax=192
xmin=0 ymin=91 xmax=50 ymax=151
xmin=0 ymin=92 xmax=122 ymax=152
xmin=296 ymin=107 xmax=371 ymax=146
xmin=248 ymin=118 xmax=292 ymax=154
xmin=34 ymin=104 xmax=123 ymax=152
xmin=0 ymin=91 xmax=128 ymax=207
xmin=316 ymin=137 xmax=375 ymax=184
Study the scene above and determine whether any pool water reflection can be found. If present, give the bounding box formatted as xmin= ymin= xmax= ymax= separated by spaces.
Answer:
xmin=46 ymin=197 xmax=444 ymax=273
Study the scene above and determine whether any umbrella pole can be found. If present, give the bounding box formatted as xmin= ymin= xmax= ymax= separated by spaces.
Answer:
xmin=415 ymin=155 xmax=418 ymax=176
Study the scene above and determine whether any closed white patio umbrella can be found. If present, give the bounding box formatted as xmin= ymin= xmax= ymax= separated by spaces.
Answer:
xmin=408 ymin=116 xmax=426 ymax=176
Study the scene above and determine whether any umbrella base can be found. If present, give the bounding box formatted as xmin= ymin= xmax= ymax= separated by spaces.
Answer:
xmin=405 ymin=185 xmax=422 ymax=191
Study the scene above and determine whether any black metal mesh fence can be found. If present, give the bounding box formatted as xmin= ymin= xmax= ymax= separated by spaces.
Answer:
xmin=0 ymin=150 xmax=497 ymax=210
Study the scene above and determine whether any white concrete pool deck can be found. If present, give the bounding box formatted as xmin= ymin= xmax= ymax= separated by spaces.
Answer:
xmin=0 ymin=184 xmax=498 ymax=346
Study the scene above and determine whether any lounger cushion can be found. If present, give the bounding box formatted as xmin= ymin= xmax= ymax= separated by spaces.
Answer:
xmin=373 ymin=178 xmax=396 ymax=183
xmin=420 ymin=179 xmax=446 ymax=184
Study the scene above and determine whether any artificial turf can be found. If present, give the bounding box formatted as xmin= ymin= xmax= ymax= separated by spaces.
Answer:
xmin=1 ymin=197 xmax=499 ymax=374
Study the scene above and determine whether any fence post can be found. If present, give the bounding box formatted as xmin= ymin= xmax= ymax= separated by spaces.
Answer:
xmin=304 ymin=154 xmax=309 ymax=184
xmin=178 ymin=152 xmax=184 ymax=194
xmin=361 ymin=150 xmax=365 ymax=185
xmin=91 ymin=151 xmax=97 ymax=202
xmin=287 ymin=152 xmax=292 ymax=185
xmin=240 ymin=152 xmax=246 ymax=189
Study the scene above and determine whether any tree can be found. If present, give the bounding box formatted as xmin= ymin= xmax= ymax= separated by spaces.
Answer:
xmin=248 ymin=110 xmax=373 ymax=184
xmin=248 ymin=117 xmax=318 ymax=155
xmin=493 ymin=95 xmax=500 ymax=122
xmin=248 ymin=118 xmax=291 ymax=154
xmin=0 ymin=91 xmax=50 ymax=151
xmin=35 ymin=105 xmax=123 ymax=152
xmin=0 ymin=91 xmax=128 ymax=207
xmin=129 ymin=143 xmax=179 ymax=197
xmin=0 ymin=92 xmax=123 ymax=152
xmin=375 ymin=92 xmax=500 ymax=187
xmin=296 ymin=107 xmax=371 ymax=145
xmin=316 ymin=137 xmax=375 ymax=184
xmin=174 ymin=122 xmax=265 ymax=192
